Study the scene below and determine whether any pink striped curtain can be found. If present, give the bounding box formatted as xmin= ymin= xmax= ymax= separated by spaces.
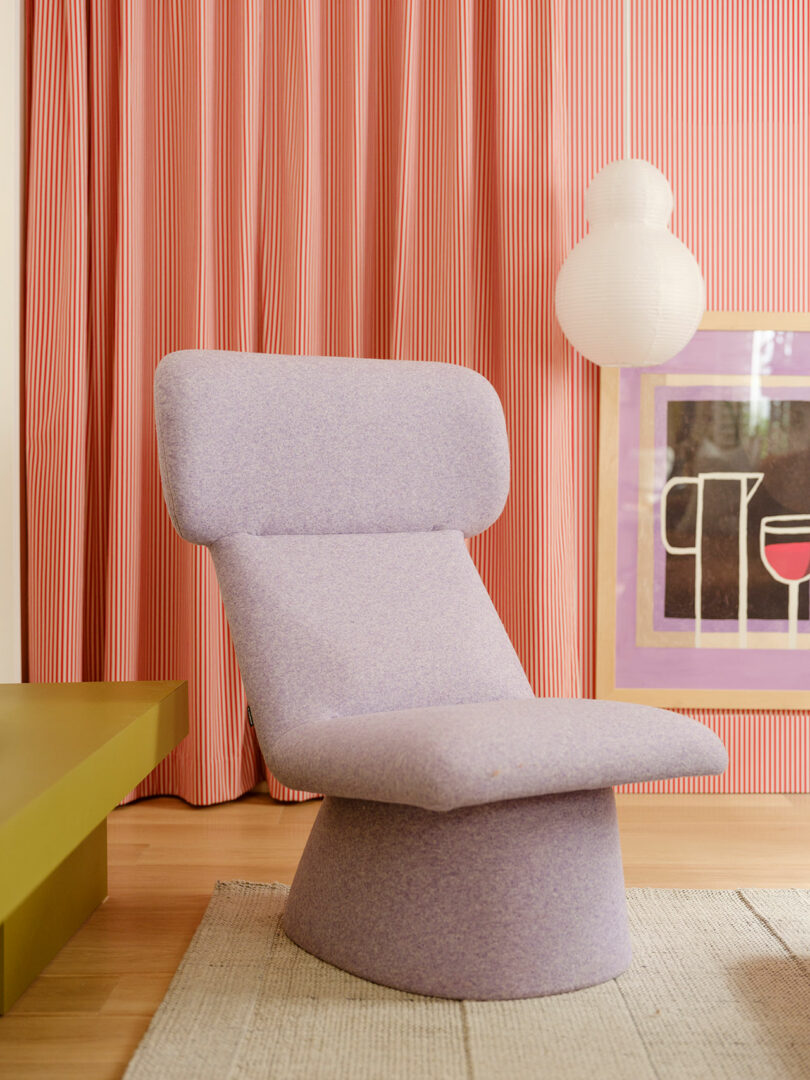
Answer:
xmin=25 ymin=1 xmax=809 ymax=803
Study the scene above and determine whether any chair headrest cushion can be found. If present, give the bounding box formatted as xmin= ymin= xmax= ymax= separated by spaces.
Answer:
xmin=154 ymin=351 xmax=510 ymax=543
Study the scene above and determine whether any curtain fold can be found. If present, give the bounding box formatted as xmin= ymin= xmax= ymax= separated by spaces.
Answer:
xmin=25 ymin=1 xmax=809 ymax=802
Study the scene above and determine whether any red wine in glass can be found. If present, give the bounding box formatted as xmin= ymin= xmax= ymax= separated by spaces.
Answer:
xmin=760 ymin=515 xmax=810 ymax=649
xmin=763 ymin=541 xmax=810 ymax=582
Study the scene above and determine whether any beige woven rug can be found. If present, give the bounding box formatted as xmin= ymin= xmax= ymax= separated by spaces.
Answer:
xmin=124 ymin=882 xmax=810 ymax=1080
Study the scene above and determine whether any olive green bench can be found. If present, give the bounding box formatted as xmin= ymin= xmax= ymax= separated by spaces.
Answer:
xmin=0 ymin=680 xmax=188 ymax=1012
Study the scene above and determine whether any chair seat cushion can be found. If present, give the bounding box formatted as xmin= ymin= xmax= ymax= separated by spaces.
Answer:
xmin=270 ymin=697 xmax=728 ymax=812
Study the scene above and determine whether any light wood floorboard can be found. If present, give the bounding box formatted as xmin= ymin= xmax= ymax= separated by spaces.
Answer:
xmin=1 ymin=793 xmax=808 ymax=1078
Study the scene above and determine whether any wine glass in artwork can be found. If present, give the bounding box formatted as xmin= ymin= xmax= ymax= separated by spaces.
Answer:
xmin=759 ymin=515 xmax=810 ymax=649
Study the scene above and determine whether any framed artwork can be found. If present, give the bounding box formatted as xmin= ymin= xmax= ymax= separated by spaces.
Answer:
xmin=597 ymin=312 xmax=810 ymax=708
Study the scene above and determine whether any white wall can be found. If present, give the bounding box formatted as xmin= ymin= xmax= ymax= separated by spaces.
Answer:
xmin=0 ymin=1 xmax=23 ymax=682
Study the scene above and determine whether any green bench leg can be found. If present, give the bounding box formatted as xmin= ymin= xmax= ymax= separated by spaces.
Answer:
xmin=1 ymin=819 xmax=108 ymax=1014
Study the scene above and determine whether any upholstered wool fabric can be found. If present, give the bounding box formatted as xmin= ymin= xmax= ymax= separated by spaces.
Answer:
xmin=209 ymin=530 xmax=534 ymax=754
xmin=154 ymin=351 xmax=510 ymax=544
xmin=153 ymin=347 xmax=732 ymax=1001
xmin=271 ymin=697 xmax=729 ymax=812
xmin=284 ymin=790 xmax=631 ymax=998
xmin=159 ymin=350 xmax=729 ymax=816
xmin=209 ymin=527 xmax=726 ymax=809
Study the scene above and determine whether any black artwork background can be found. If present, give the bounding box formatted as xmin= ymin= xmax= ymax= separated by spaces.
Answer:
xmin=664 ymin=399 xmax=810 ymax=622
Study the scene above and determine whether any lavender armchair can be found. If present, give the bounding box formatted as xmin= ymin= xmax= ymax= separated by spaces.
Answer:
xmin=154 ymin=351 xmax=727 ymax=1000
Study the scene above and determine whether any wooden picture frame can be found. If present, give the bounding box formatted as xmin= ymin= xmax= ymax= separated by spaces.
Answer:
xmin=596 ymin=312 xmax=810 ymax=709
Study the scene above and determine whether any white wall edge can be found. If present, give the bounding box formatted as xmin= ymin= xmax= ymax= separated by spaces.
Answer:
xmin=0 ymin=0 xmax=23 ymax=682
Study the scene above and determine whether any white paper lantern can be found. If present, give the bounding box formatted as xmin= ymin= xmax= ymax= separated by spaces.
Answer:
xmin=554 ymin=159 xmax=705 ymax=368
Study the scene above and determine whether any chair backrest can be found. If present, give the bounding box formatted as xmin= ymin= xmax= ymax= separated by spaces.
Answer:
xmin=154 ymin=351 xmax=533 ymax=752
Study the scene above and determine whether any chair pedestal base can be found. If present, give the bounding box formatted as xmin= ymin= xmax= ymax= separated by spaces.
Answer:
xmin=283 ymin=787 xmax=631 ymax=1000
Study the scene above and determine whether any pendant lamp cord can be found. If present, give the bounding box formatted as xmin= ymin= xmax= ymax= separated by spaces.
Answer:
xmin=623 ymin=0 xmax=631 ymax=159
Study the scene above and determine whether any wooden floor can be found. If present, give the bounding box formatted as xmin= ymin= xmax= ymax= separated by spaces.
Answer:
xmin=1 ymin=793 xmax=809 ymax=1078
